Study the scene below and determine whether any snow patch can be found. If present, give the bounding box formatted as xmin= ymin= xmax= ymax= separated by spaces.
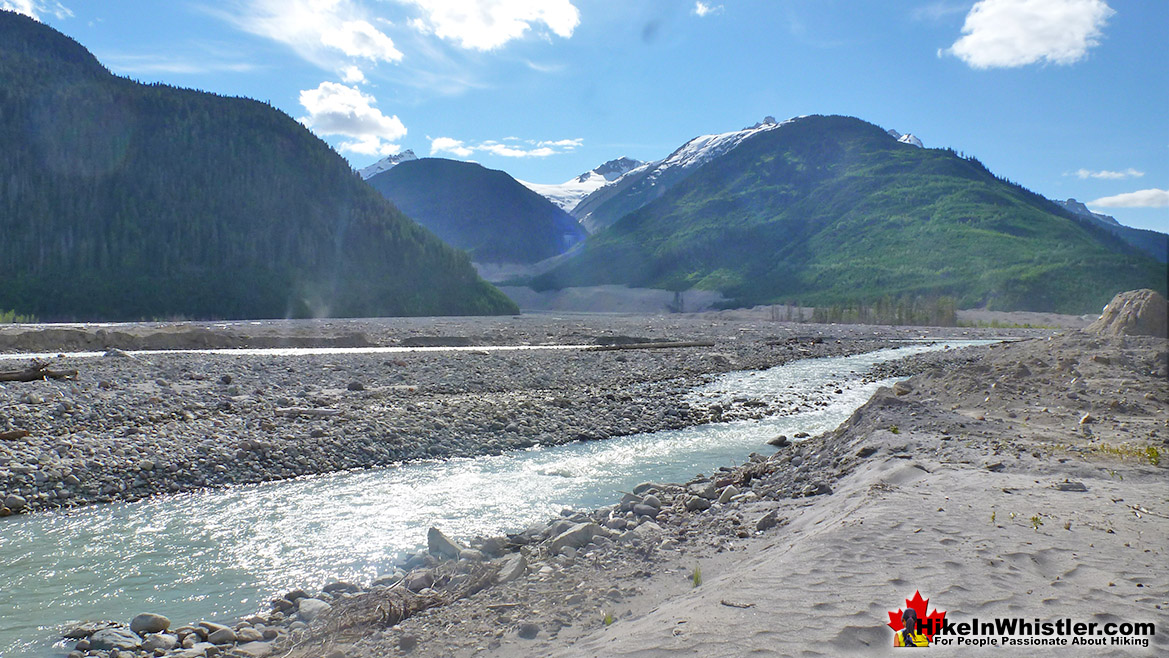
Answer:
xmin=358 ymin=149 xmax=418 ymax=179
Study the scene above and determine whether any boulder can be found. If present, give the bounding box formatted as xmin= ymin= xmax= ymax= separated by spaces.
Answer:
xmin=1087 ymin=289 xmax=1168 ymax=337
xmin=496 ymin=552 xmax=528 ymax=584
xmin=235 ymin=641 xmax=275 ymax=657
xmin=549 ymin=523 xmax=605 ymax=554
xmin=89 ymin=628 xmax=142 ymax=651
xmin=142 ymin=633 xmax=179 ymax=652
xmin=207 ymin=627 xmax=237 ymax=644
xmin=427 ymin=527 xmax=464 ymax=560
xmin=129 ymin=612 xmax=170 ymax=635
xmin=297 ymin=598 xmax=331 ymax=622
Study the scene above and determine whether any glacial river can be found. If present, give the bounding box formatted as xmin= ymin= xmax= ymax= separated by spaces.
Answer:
xmin=0 ymin=340 xmax=993 ymax=656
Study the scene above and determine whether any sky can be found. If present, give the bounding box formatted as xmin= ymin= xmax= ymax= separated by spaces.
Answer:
xmin=7 ymin=0 xmax=1167 ymax=233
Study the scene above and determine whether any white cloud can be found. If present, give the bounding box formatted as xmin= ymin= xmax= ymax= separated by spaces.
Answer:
xmin=402 ymin=0 xmax=580 ymax=51
xmin=1 ymin=0 xmax=71 ymax=21
xmin=340 ymin=64 xmax=366 ymax=83
xmin=693 ymin=2 xmax=723 ymax=17
xmin=1089 ymin=189 xmax=1169 ymax=208
xmin=430 ymin=135 xmax=581 ymax=158
xmin=1070 ymin=167 xmax=1145 ymax=180
xmin=946 ymin=0 xmax=1114 ymax=69
xmin=299 ymin=81 xmax=407 ymax=156
xmin=430 ymin=137 xmax=474 ymax=158
xmin=103 ymin=53 xmax=259 ymax=75
xmin=216 ymin=0 xmax=402 ymax=69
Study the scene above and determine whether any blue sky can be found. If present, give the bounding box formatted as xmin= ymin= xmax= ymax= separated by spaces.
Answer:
xmin=9 ymin=0 xmax=1167 ymax=232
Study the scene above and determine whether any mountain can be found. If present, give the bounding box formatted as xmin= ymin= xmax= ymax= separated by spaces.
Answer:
xmin=366 ymin=158 xmax=587 ymax=264
xmin=886 ymin=129 xmax=924 ymax=148
xmin=521 ymin=157 xmax=644 ymax=214
xmin=531 ymin=115 xmax=1166 ymax=314
xmin=570 ymin=116 xmax=790 ymax=232
xmin=1056 ymin=199 xmax=1166 ymax=263
xmin=0 ymin=11 xmax=516 ymax=321
xmin=358 ymin=149 xmax=418 ymax=179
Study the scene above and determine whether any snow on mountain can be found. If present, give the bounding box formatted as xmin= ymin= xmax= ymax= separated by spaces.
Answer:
xmin=886 ymin=128 xmax=923 ymax=148
xmin=358 ymin=149 xmax=418 ymax=180
xmin=1056 ymin=198 xmax=1120 ymax=225
xmin=571 ymin=116 xmax=796 ymax=232
xmin=521 ymin=157 xmax=645 ymax=213
xmin=647 ymin=115 xmax=790 ymax=182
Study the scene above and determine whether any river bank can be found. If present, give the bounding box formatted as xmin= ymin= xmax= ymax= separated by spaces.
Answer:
xmin=0 ymin=314 xmax=1025 ymax=516
xmin=261 ymin=330 xmax=1166 ymax=658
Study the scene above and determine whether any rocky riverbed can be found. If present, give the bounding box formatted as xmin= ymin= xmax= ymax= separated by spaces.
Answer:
xmin=0 ymin=313 xmax=1023 ymax=516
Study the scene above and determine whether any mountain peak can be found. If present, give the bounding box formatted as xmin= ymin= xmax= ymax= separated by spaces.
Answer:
xmin=887 ymin=128 xmax=923 ymax=148
xmin=358 ymin=149 xmax=418 ymax=179
xmin=576 ymin=157 xmax=645 ymax=184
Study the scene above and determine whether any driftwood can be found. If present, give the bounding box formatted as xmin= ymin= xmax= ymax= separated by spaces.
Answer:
xmin=587 ymin=340 xmax=715 ymax=352
xmin=0 ymin=429 xmax=31 ymax=441
xmin=0 ymin=361 xmax=78 ymax=382
xmin=275 ymin=407 xmax=343 ymax=418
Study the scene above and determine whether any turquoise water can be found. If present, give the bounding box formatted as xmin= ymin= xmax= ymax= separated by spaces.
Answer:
xmin=0 ymin=341 xmax=990 ymax=656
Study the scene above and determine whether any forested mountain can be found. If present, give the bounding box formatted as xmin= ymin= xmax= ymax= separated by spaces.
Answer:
xmin=532 ymin=115 xmax=1166 ymax=314
xmin=0 ymin=11 xmax=516 ymax=320
xmin=366 ymin=158 xmax=586 ymax=264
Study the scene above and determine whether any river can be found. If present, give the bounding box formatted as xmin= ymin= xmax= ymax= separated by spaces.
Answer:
xmin=0 ymin=340 xmax=992 ymax=656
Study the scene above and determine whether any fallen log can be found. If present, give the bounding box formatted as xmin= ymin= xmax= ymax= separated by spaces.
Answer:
xmin=0 ymin=362 xmax=78 ymax=382
xmin=586 ymin=340 xmax=715 ymax=352
xmin=275 ymin=406 xmax=344 ymax=418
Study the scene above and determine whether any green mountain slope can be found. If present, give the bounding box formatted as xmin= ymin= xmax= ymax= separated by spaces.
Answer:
xmin=0 ymin=11 xmax=516 ymax=320
xmin=534 ymin=115 xmax=1166 ymax=314
xmin=366 ymin=158 xmax=586 ymax=264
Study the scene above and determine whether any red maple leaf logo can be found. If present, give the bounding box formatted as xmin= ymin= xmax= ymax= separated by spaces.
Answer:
xmin=887 ymin=590 xmax=946 ymax=642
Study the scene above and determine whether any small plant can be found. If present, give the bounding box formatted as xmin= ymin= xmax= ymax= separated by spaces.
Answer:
xmin=603 ymin=612 xmax=614 ymax=626
xmin=1146 ymin=446 xmax=1161 ymax=466
xmin=1063 ymin=520 xmax=1072 ymax=531
xmin=1030 ymin=515 xmax=1044 ymax=531
xmin=889 ymin=426 xmax=900 ymax=435
xmin=990 ymin=511 xmax=996 ymax=525
xmin=692 ymin=565 xmax=702 ymax=588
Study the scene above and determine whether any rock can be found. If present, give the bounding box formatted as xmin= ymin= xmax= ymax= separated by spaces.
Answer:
xmin=405 ymin=570 xmax=435 ymax=592
xmin=718 ymin=485 xmax=740 ymax=504
xmin=321 ymin=580 xmax=360 ymax=595
xmin=63 ymin=621 xmax=118 ymax=639
xmin=549 ymin=522 xmax=605 ymax=554
xmin=684 ymin=495 xmax=711 ymax=511
xmin=803 ymin=482 xmax=832 ymax=497
xmin=496 ymin=552 xmax=528 ymax=584
xmin=297 ymin=598 xmax=331 ymax=622
xmin=400 ymin=634 xmax=419 ymax=652
xmin=130 ymin=612 xmax=171 ymax=635
xmin=892 ymin=381 xmax=913 ymax=396
xmin=1055 ymin=481 xmax=1088 ymax=492
xmin=632 ymin=503 xmax=660 ymax=518
xmin=207 ymin=627 xmax=236 ymax=644
xmin=236 ymin=628 xmax=264 ymax=642
xmin=89 ymin=628 xmax=142 ymax=651
xmin=756 ymin=510 xmax=782 ymax=532
xmin=517 ymin=622 xmax=540 ymax=639
xmin=687 ymin=481 xmax=718 ymax=499
xmin=1079 ymin=413 xmax=1095 ymax=425
xmin=641 ymin=494 xmax=662 ymax=509
xmin=985 ymin=462 xmax=1005 ymax=472
xmin=1087 ymin=289 xmax=1168 ymax=337
xmin=459 ymin=548 xmax=485 ymax=561
xmin=3 ymin=494 xmax=27 ymax=511
xmin=427 ymin=527 xmax=464 ymax=560
xmin=347 ymin=381 xmax=365 ymax=391
xmin=767 ymin=435 xmax=789 ymax=448
xmin=142 ymin=633 xmax=179 ymax=651
xmin=173 ymin=641 xmax=216 ymax=658
xmin=235 ymin=641 xmax=274 ymax=658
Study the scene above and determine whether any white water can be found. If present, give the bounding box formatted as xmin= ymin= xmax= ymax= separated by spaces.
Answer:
xmin=0 ymin=341 xmax=991 ymax=656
